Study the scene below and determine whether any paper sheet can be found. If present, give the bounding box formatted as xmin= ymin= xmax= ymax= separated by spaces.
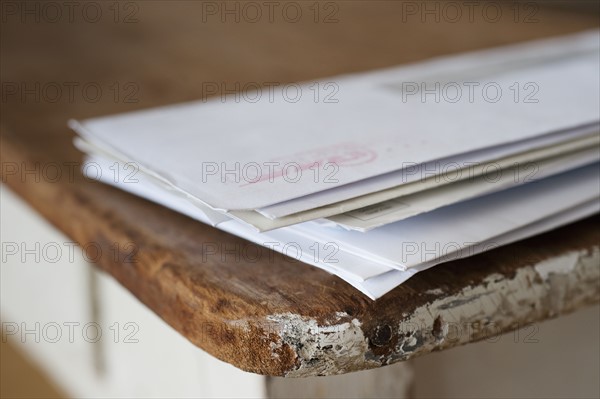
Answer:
xmin=327 ymin=145 xmax=600 ymax=231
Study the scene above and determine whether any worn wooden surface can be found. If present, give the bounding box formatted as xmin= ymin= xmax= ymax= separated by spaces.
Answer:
xmin=1 ymin=1 xmax=599 ymax=376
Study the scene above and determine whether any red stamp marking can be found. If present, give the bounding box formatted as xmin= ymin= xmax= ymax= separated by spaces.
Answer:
xmin=238 ymin=142 xmax=378 ymax=186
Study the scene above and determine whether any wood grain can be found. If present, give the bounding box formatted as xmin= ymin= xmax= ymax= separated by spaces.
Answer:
xmin=1 ymin=1 xmax=599 ymax=376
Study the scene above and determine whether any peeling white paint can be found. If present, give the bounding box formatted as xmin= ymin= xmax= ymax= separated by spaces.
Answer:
xmin=384 ymin=248 xmax=599 ymax=362
xmin=252 ymin=247 xmax=599 ymax=376
xmin=534 ymin=252 xmax=580 ymax=279
xmin=265 ymin=312 xmax=378 ymax=377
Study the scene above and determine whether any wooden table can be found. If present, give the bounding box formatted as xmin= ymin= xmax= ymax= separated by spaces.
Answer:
xmin=2 ymin=0 xmax=599 ymax=384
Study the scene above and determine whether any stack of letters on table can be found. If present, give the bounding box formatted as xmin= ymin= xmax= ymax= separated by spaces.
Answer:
xmin=71 ymin=31 xmax=600 ymax=299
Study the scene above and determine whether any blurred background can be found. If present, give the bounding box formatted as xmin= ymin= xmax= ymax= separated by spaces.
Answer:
xmin=2 ymin=1 xmax=599 ymax=398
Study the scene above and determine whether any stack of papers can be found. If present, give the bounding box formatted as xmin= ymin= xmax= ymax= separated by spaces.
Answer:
xmin=71 ymin=30 xmax=600 ymax=299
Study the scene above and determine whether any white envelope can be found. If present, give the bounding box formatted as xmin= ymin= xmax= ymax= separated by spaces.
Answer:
xmin=257 ymin=123 xmax=599 ymax=219
xmin=293 ymin=164 xmax=600 ymax=269
xmin=228 ymin=132 xmax=600 ymax=230
xmin=70 ymin=30 xmax=600 ymax=211
xmin=327 ymin=145 xmax=600 ymax=231
xmin=83 ymin=153 xmax=396 ymax=281
xmin=82 ymin=153 xmax=600 ymax=299
xmin=85 ymin=152 xmax=598 ymax=295
xmin=357 ymin=199 xmax=600 ymax=299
